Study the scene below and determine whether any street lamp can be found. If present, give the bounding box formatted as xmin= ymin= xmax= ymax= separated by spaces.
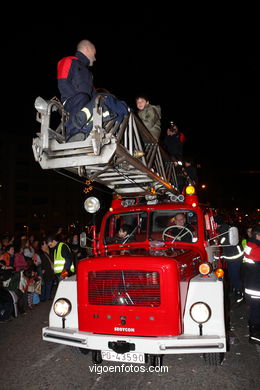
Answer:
xmin=23 ymin=225 xmax=29 ymax=239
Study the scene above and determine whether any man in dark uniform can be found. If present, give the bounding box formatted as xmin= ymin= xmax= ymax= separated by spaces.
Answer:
xmin=57 ymin=39 xmax=96 ymax=140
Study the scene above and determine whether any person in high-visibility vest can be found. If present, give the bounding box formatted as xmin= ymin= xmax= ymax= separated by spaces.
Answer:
xmin=243 ymin=226 xmax=260 ymax=345
xmin=46 ymin=235 xmax=75 ymax=280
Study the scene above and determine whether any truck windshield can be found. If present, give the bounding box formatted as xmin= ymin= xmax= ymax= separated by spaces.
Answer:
xmin=104 ymin=212 xmax=148 ymax=244
xmin=150 ymin=210 xmax=198 ymax=243
xmin=104 ymin=209 xmax=198 ymax=245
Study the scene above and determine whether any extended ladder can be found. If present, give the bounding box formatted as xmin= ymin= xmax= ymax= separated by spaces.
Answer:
xmin=32 ymin=96 xmax=195 ymax=197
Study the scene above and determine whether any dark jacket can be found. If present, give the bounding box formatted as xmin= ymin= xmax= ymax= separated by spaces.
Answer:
xmin=163 ymin=133 xmax=183 ymax=160
xmin=57 ymin=51 xmax=95 ymax=104
xmin=39 ymin=250 xmax=55 ymax=281
xmin=138 ymin=104 xmax=161 ymax=140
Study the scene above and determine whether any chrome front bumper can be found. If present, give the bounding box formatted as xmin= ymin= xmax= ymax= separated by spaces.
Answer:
xmin=42 ymin=327 xmax=226 ymax=354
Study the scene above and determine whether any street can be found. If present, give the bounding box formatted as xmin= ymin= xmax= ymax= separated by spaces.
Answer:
xmin=0 ymin=297 xmax=259 ymax=390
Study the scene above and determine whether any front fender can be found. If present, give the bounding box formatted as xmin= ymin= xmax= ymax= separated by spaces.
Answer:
xmin=183 ymin=274 xmax=225 ymax=336
xmin=49 ymin=275 xmax=78 ymax=329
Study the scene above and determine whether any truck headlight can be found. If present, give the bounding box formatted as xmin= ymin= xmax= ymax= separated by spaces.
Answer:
xmin=84 ymin=197 xmax=100 ymax=213
xmin=54 ymin=298 xmax=72 ymax=317
xmin=190 ymin=302 xmax=211 ymax=324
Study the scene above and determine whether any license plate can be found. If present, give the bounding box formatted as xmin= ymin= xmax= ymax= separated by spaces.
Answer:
xmin=101 ymin=350 xmax=145 ymax=364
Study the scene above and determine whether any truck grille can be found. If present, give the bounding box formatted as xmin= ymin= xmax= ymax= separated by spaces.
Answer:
xmin=88 ymin=270 xmax=160 ymax=306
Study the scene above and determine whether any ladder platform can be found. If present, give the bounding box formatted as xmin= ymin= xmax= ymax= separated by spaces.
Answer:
xmin=32 ymin=96 xmax=194 ymax=196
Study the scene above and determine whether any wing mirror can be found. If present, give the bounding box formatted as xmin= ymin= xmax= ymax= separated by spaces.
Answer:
xmin=228 ymin=226 xmax=239 ymax=246
xmin=80 ymin=232 xmax=87 ymax=248
xmin=208 ymin=226 xmax=239 ymax=246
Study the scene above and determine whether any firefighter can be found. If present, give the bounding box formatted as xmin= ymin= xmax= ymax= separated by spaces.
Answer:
xmin=46 ymin=235 xmax=75 ymax=280
xmin=214 ymin=216 xmax=244 ymax=302
xmin=57 ymin=39 xmax=96 ymax=141
xmin=243 ymin=226 xmax=260 ymax=345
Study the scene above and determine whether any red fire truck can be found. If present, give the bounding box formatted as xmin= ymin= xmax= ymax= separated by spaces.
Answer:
xmin=33 ymin=96 xmax=239 ymax=367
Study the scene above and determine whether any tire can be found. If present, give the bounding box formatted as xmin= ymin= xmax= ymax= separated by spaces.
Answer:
xmin=92 ymin=350 xmax=103 ymax=364
xmin=149 ymin=354 xmax=164 ymax=367
xmin=203 ymin=353 xmax=225 ymax=366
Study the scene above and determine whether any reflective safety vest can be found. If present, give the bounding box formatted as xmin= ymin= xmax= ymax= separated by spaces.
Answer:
xmin=54 ymin=243 xmax=75 ymax=274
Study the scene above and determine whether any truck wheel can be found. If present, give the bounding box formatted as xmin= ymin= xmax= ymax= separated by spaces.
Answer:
xmin=149 ymin=354 xmax=163 ymax=367
xmin=203 ymin=353 xmax=224 ymax=366
xmin=92 ymin=350 xmax=103 ymax=365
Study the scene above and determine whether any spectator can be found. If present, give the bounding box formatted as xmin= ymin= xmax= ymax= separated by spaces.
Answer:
xmin=69 ymin=234 xmax=84 ymax=270
xmin=32 ymin=254 xmax=42 ymax=306
xmin=0 ymin=260 xmax=13 ymax=283
xmin=23 ymin=239 xmax=35 ymax=263
xmin=25 ymin=266 xmax=41 ymax=309
xmin=0 ymin=284 xmax=13 ymax=323
xmin=39 ymin=240 xmax=55 ymax=302
xmin=136 ymin=95 xmax=161 ymax=140
xmin=163 ymin=121 xmax=185 ymax=161
xmin=184 ymin=157 xmax=198 ymax=184
xmin=1 ymin=235 xmax=13 ymax=253
xmin=0 ymin=262 xmax=15 ymax=321
xmin=32 ymin=238 xmax=40 ymax=254
xmin=13 ymin=243 xmax=28 ymax=272
xmin=0 ymin=245 xmax=15 ymax=268
xmin=6 ymin=269 xmax=27 ymax=315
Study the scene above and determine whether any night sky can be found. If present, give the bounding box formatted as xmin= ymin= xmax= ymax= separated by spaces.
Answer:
xmin=5 ymin=22 xmax=258 ymax=210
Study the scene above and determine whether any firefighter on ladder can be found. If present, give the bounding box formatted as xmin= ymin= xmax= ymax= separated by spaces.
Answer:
xmin=243 ymin=225 xmax=260 ymax=345
xmin=47 ymin=235 xmax=75 ymax=280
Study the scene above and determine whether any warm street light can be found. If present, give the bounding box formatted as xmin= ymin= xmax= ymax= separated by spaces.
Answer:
xmin=23 ymin=225 xmax=29 ymax=238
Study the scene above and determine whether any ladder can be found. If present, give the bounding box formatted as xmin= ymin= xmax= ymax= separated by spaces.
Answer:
xmin=32 ymin=96 xmax=195 ymax=197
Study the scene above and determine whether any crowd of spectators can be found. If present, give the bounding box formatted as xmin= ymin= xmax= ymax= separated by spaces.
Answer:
xmin=0 ymin=229 xmax=87 ymax=323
